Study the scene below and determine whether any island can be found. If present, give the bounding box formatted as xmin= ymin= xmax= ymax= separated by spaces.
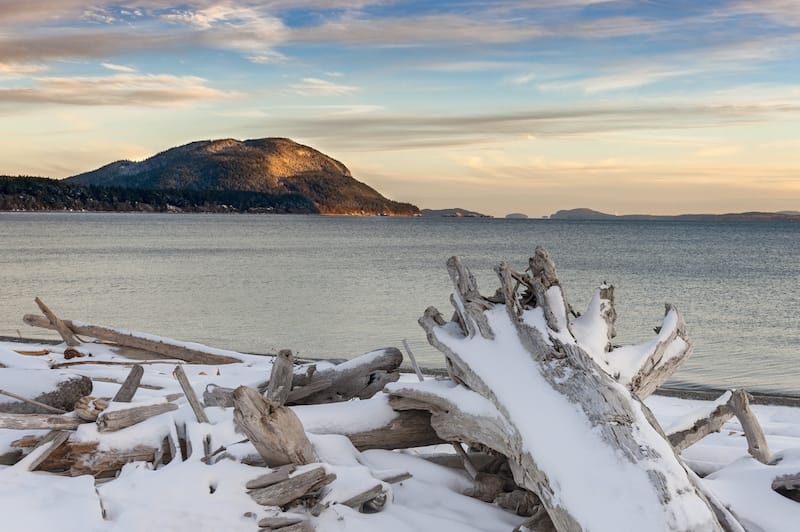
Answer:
xmin=1 ymin=138 xmax=419 ymax=216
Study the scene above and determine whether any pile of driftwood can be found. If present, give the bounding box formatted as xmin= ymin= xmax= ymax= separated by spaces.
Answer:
xmin=0 ymin=247 xmax=797 ymax=532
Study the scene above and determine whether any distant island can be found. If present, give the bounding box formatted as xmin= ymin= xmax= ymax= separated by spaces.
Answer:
xmin=550 ymin=207 xmax=800 ymax=222
xmin=420 ymin=208 xmax=491 ymax=218
xmin=505 ymin=213 xmax=528 ymax=219
xmin=1 ymin=138 xmax=419 ymax=216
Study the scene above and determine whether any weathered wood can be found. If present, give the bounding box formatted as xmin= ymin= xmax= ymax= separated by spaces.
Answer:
xmin=773 ymin=473 xmax=800 ymax=491
xmin=96 ymin=401 xmax=178 ymax=432
xmin=173 ymin=365 xmax=209 ymax=423
xmin=203 ymin=383 xmax=235 ymax=408
xmin=290 ymin=348 xmax=403 ymax=405
xmin=390 ymin=249 xmax=727 ymax=532
xmin=0 ymin=388 xmax=66 ymax=414
xmin=266 ymin=350 xmax=295 ymax=406
xmin=12 ymin=435 xmax=158 ymax=476
xmin=112 ymin=364 xmax=143 ymax=402
xmin=51 ymin=359 xmax=184 ymax=369
xmin=203 ymin=378 xmax=335 ymax=408
xmin=339 ymin=483 xmax=386 ymax=510
xmin=495 ymin=489 xmax=541 ymax=516
xmin=422 ymin=452 xmax=498 ymax=472
xmin=248 ymin=466 xmax=332 ymax=506
xmin=246 ymin=464 xmax=297 ymax=489
xmin=233 ymin=386 xmax=317 ymax=467
xmin=402 ymin=339 xmax=425 ymax=382
xmin=667 ymin=391 xmax=735 ymax=451
xmin=374 ymin=471 xmax=412 ymax=484
xmin=24 ymin=314 xmax=242 ymax=365
xmin=19 ymin=430 xmax=70 ymax=472
xmin=730 ymin=389 xmax=772 ymax=464
xmin=0 ymin=412 xmax=83 ymax=430
xmin=343 ymin=409 xmax=443 ymax=451
xmin=452 ymin=441 xmax=479 ymax=479
xmin=258 ymin=515 xmax=305 ymax=528
xmin=463 ymin=473 xmax=506 ymax=503
xmin=0 ymin=373 xmax=92 ymax=414
xmin=74 ymin=396 xmax=110 ymax=421
xmin=34 ymin=297 xmax=80 ymax=347
xmin=626 ymin=304 xmax=693 ymax=398
xmin=285 ymin=379 xmax=333 ymax=404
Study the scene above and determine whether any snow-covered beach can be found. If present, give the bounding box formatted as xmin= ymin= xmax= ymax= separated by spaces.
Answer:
xmin=1 ymin=332 xmax=798 ymax=531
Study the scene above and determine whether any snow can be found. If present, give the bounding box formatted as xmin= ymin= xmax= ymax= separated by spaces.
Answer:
xmin=610 ymin=307 xmax=684 ymax=386
xmin=0 ymin=334 xmax=799 ymax=532
xmin=663 ymin=391 xmax=733 ymax=435
xmin=295 ymin=394 xmax=399 ymax=435
xmin=430 ymin=304 xmax=719 ymax=531
xmin=571 ymin=287 xmax=612 ymax=366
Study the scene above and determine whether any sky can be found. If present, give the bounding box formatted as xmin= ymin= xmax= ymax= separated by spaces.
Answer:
xmin=0 ymin=0 xmax=799 ymax=217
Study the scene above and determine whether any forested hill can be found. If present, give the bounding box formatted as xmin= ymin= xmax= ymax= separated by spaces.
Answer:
xmin=66 ymin=137 xmax=419 ymax=216
xmin=0 ymin=175 xmax=318 ymax=213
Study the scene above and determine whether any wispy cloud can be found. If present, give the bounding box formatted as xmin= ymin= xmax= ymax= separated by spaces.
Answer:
xmin=538 ymin=68 xmax=699 ymax=93
xmin=101 ymin=62 xmax=136 ymax=73
xmin=288 ymin=77 xmax=359 ymax=96
xmin=290 ymin=13 xmax=547 ymax=45
xmin=264 ymin=102 xmax=800 ymax=151
xmin=0 ymin=73 xmax=232 ymax=106
xmin=725 ymin=0 xmax=800 ymax=26
xmin=0 ymin=62 xmax=46 ymax=77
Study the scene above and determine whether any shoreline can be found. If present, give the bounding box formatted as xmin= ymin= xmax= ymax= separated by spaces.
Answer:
xmin=3 ymin=334 xmax=798 ymax=407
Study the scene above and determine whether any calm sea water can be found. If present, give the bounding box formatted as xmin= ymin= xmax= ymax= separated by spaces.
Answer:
xmin=1 ymin=212 xmax=798 ymax=395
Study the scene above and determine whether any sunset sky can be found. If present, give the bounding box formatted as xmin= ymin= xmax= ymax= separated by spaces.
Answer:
xmin=1 ymin=0 xmax=798 ymax=216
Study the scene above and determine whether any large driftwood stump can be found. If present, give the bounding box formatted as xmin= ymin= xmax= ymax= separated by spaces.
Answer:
xmin=233 ymin=386 xmax=317 ymax=467
xmin=388 ymin=248 xmax=728 ymax=532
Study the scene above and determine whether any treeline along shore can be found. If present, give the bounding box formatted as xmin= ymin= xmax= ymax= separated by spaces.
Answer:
xmin=0 ymin=175 xmax=319 ymax=214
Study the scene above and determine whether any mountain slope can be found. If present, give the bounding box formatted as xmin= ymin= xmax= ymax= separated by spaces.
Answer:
xmin=67 ymin=138 xmax=418 ymax=215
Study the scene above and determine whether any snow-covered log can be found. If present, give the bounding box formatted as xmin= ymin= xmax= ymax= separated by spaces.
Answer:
xmin=666 ymin=391 xmax=735 ymax=451
xmin=23 ymin=314 xmax=242 ymax=365
xmin=571 ymin=284 xmax=692 ymax=398
xmin=289 ymin=348 xmax=403 ymax=405
xmin=0 ymin=370 xmax=92 ymax=414
xmin=389 ymin=248 xmax=729 ymax=532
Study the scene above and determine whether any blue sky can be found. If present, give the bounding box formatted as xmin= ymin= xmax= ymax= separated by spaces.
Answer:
xmin=1 ymin=0 xmax=798 ymax=216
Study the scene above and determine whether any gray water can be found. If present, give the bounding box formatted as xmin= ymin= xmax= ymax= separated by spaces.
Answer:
xmin=1 ymin=212 xmax=798 ymax=395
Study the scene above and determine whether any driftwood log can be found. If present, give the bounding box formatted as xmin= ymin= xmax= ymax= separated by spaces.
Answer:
xmin=204 ymin=348 xmax=403 ymax=408
xmin=112 ymin=365 xmax=143 ymax=402
xmin=34 ymin=298 xmax=81 ymax=347
xmin=0 ymin=412 xmax=83 ymax=430
xmin=247 ymin=465 xmax=334 ymax=506
xmin=267 ymin=350 xmax=295 ymax=406
xmin=12 ymin=435 xmax=159 ymax=476
xmin=23 ymin=314 xmax=242 ymax=365
xmin=96 ymin=401 xmax=178 ymax=432
xmin=666 ymin=389 xmax=772 ymax=466
xmin=388 ymin=248 xmax=730 ymax=532
xmin=289 ymin=348 xmax=402 ymax=405
xmin=233 ymin=386 xmax=317 ymax=467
